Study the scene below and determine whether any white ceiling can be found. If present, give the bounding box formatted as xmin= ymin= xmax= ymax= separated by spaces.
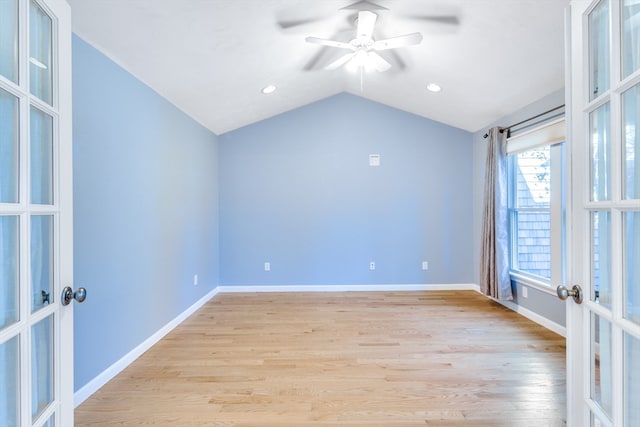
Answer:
xmin=67 ymin=0 xmax=569 ymax=135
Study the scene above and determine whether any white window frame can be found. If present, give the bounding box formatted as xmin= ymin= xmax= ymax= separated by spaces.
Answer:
xmin=507 ymin=118 xmax=566 ymax=295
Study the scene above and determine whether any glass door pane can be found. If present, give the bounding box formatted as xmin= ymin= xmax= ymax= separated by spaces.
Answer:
xmin=0 ymin=0 xmax=18 ymax=83
xmin=0 ymin=88 xmax=19 ymax=203
xmin=29 ymin=0 xmax=52 ymax=105
xmin=623 ymin=84 xmax=639 ymax=200
xmin=0 ymin=335 xmax=19 ymax=427
xmin=31 ymin=315 xmax=53 ymax=422
xmin=591 ymin=103 xmax=611 ymax=201
xmin=593 ymin=211 xmax=612 ymax=307
xmin=31 ymin=215 xmax=53 ymax=313
xmin=590 ymin=0 xmax=611 ymax=100
xmin=30 ymin=106 xmax=53 ymax=205
xmin=625 ymin=333 xmax=640 ymax=426
xmin=624 ymin=212 xmax=640 ymax=324
xmin=622 ymin=0 xmax=640 ymax=78
xmin=0 ymin=216 xmax=19 ymax=331
xmin=592 ymin=314 xmax=613 ymax=420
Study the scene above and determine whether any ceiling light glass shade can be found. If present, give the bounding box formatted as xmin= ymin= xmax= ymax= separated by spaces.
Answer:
xmin=346 ymin=50 xmax=376 ymax=72
xmin=426 ymin=83 xmax=442 ymax=92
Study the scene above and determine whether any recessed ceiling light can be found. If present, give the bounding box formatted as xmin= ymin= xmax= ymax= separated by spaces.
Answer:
xmin=426 ymin=83 xmax=442 ymax=93
xmin=261 ymin=84 xmax=276 ymax=94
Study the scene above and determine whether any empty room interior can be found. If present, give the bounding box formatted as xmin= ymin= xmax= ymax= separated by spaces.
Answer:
xmin=2 ymin=0 xmax=640 ymax=426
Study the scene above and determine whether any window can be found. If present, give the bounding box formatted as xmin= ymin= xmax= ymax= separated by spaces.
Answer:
xmin=507 ymin=119 xmax=566 ymax=288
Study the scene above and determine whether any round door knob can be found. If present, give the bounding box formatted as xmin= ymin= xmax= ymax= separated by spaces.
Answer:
xmin=61 ymin=286 xmax=87 ymax=306
xmin=74 ymin=287 xmax=87 ymax=303
xmin=556 ymin=284 xmax=583 ymax=304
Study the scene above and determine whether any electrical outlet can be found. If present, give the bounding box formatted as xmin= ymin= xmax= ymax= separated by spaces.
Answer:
xmin=422 ymin=261 xmax=429 ymax=271
xmin=369 ymin=262 xmax=375 ymax=271
xmin=264 ymin=262 xmax=271 ymax=272
xmin=193 ymin=274 xmax=198 ymax=286
xmin=522 ymin=286 xmax=528 ymax=298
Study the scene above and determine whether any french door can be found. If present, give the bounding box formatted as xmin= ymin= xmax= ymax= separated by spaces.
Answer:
xmin=566 ymin=0 xmax=640 ymax=426
xmin=0 ymin=0 xmax=74 ymax=426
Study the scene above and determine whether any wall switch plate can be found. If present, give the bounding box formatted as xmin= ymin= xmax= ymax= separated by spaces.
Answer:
xmin=193 ymin=274 xmax=198 ymax=285
xmin=522 ymin=286 xmax=528 ymax=298
xmin=422 ymin=261 xmax=429 ymax=271
xmin=369 ymin=262 xmax=375 ymax=271
xmin=369 ymin=154 xmax=380 ymax=167
xmin=264 ymin=262 xmax=271 ymax=272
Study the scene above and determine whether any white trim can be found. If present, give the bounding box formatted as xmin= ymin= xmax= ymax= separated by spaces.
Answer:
xmin=490 ymin=296 xmax=566 ymax=337
xmin=217 ymin=283 xmax=480 ymax=293
xmin=73 ymin=288 xmax=219 ymax=407
xmin=510 ymin=273 xmax=558 ymax=297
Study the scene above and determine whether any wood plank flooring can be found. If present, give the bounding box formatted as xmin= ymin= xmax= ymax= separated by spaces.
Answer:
xmin=75 ymin=291 xmax=566 ymax=426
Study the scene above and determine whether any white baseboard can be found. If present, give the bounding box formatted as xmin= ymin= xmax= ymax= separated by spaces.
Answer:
xmin=73 ymin=287 xmax=220 ymax=407
xmin=489 ymin=296 xmax=566 ymax=337
xmin=218 ymin=283 xmax=480 ymax=293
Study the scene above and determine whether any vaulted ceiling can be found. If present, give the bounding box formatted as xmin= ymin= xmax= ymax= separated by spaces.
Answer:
xmin=67 ymin=0 xmax=569 ymax=135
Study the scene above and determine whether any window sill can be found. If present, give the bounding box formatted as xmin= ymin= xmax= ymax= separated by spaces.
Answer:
xmin=509 ymin=272 xmax=557 ymax=297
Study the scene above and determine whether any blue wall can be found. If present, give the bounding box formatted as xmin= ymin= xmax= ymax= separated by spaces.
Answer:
xmin=219 ymin=94 xmax=474 ymax=286
xmin=72 ymin=35 xmax=220 ymax=391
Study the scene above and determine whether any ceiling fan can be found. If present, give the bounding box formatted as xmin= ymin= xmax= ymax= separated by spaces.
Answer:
xmin=305 ymin=10 xmax=422 ymax=73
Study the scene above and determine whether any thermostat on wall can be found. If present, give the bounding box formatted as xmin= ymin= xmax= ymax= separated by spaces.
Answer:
xmin=369 ymin=154 xmax=380 ymax=166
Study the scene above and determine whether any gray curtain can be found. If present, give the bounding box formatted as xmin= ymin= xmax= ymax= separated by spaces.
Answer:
xmin=480 ymin=127 xmax=512 ymax=300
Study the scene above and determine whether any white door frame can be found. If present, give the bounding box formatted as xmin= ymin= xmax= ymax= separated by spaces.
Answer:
xmin=55 ymin=0 xmax=74 ymax=424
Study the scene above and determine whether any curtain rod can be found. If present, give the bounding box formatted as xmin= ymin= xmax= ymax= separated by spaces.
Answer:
xmin=483 ymin=104 xmax=565 ymax=139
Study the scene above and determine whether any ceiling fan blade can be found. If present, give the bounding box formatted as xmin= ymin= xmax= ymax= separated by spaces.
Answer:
xmin=341 ymin=1 xmax=388 ymax=11
xmin=373 ymin=32 xmax=423 ymax=51
xmin=305 ymin=36 xmax=354 ymax=50
xmin=409 ymin=15 xmax=459 ymax=25
xmin=368 ymin=51 xmax=391 ymax=72
xmin=278 ymin=18 xmax=322 ymax=29
xmin=357 ymin=10 xmax=377 ymax=39
xmin=325 ymin=52 xmax=356 ymax=70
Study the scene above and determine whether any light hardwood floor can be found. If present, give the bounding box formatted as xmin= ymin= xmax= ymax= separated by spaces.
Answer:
xmin=75 ymin=291 xmax=566 ymax=426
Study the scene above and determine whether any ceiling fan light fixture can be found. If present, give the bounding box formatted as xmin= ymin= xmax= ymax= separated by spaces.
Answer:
xmin=426 ymin=83 xmax=442 ymax=92
xmin=346 ymin=50 xmax=368 ymax=71
xmin=261 ymin=84 xmax=277 ymax=94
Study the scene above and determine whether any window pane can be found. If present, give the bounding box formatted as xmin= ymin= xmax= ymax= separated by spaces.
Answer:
xmin=31 ymin=315 xmax=53 ymax=422
xmin=625 ymin=333 xmax=640 ymax=426
xmin=0 ymin=216 xmax=19 ymax=331
xmin=29 ymin=0 xmax=52 ymax=105
xmin=590 ymin=0 xmax=610 ymax=100
xmin=592 ymin=211 xmax=611 ymax=308
xmin=31 ymin=215 xmax=53 ymax=313
xmin=42 ymin=415 xmax=54 ymax=427
xmin=622 ymin=0 xmax=640 ymax=78
xmin=592 ymin=313 xmax=612 ymax=419
xmin=0 ymin=88 xmax=19 ymax=203
xmin=30 ymin=106 xmax=53 ymax=205
xmin=591 ymin=103 xmax=611 ymax=201
xmin=516 ymin=146 xmax=551 ymax=208
xmin=0 ymin=0 xmax=18 ymax=83
xmin=514 ymin=211 xmax=551 ymax=279
xmin=591 ymin=412 xmax=604 ymax=426
xmin=624 ymin=212 xmax=640 ymax=325
xmin=0 ymin=335 xmax=19 ymax=427
xmin=623 ymin=84 xmax=639 ymax=200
